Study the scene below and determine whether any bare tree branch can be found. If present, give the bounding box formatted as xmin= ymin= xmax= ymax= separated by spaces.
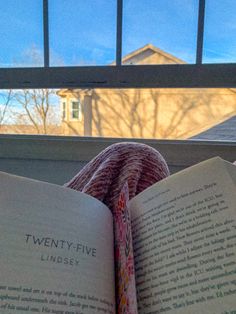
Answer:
xmin=12 ymin=89 xmax=58 ymax=134
xmin=0 ymin=90 xmax=13 ymax=125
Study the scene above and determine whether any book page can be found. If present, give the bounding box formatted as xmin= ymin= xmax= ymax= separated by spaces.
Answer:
xmin=130 ymin=158 xmax=236 ymax=314
xmin=0 ymin=172 xmax=115 ymax=314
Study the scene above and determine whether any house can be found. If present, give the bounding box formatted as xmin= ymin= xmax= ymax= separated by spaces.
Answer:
xmin=57 ymin=44 xmax=236 ymax=139
xmin=191 ymin=115 xmax=236 ymax=141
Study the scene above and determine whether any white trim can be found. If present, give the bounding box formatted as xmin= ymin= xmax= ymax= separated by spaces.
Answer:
xmin=60 ymin=99 xmax=67 ymax=121
xmin=69 ymin=99 xmax=82 ymax=121
xmin=0 ymin=134 xmax=235 ymax=164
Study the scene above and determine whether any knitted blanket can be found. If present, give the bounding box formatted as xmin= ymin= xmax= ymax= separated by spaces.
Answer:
xmin=65 ymin=142 xmax=170 ymax=313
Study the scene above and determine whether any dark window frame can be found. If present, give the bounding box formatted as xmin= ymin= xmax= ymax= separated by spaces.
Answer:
xmin=0 ymin=0 xmax=236 ymax=90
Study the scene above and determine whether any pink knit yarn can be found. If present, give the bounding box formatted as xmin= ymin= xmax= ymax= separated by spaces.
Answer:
xmin=65 ymin=142 xmax=170 ymax=314
xmin=65 ymin=142 xmax=170 ymax=212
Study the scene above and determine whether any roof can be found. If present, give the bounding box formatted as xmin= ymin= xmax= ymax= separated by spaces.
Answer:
xmin=191 ymin=115 xmax=236 ymax=141
xmin=122 ymin=43 xmax=186 ymax=65
xmin=57 ymin=43 xmax=186 ymax=96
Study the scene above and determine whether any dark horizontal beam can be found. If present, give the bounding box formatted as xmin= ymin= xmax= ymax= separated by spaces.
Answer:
xmin=0 ymin=64 xmax=236 ymax=89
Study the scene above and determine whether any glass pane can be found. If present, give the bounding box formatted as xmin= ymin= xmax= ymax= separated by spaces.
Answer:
xmin=49 ymin=0 xmax=116 ymax=66
xmin=1 ymin=87 xmax=235 ymax=142
xmin=72 ymin=101 xmax=79 ymax=110
xmin=0 ymin=0 xmax=43 ymax=67
xmin=123 ymin=0 xmax=198 ymax=65
xmin=72 ymin=110 xmax=79 ymax=119
xmin=203 ymin=0 xmax=236 ymax=63
xmin=0 ymin=89 xmax=60 ymax=135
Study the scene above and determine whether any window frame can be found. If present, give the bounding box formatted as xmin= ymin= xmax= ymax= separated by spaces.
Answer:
xmin=61 ymin=99 xmax=67 ymax=121
xmin=0 ymin=0 xmax=236 ymax=90
xmin=70 ymin=99 xmax=82 ymax=121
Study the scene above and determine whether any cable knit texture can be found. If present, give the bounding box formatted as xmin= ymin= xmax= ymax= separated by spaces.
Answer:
xmin=65 ymin=142 xmax=170 ymax=211
xmin=65 ymin=142 xmax=170 ymax=314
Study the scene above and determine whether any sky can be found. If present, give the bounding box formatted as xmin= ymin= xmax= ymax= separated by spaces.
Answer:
xmin=0 ymin=0 xmax=236 ymax=67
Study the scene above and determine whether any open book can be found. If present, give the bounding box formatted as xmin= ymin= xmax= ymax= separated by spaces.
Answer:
xmin=0 ymin=157 xmax=235 ymax=314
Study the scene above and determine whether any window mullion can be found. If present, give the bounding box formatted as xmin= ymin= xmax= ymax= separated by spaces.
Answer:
xmin=116 ymin=0 xmax=123 ymax=66
xmin=196 ymin=0 xmax=206 ymax=64
xmin=43 ymin=0 xmax=50 ymax=67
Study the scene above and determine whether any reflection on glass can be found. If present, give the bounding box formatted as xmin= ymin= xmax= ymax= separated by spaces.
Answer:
xmin=122 ymin=0 xmax=198 ymax=65
xmin=1 ymin=87 xmax=236 ymax=142
xmin=49 ymin=0 xmax=116 ymax=66
xmin=203 ymin=0 xmax=236 ymax=63
xmin=0 ymin=0 xmax=43 ymax=67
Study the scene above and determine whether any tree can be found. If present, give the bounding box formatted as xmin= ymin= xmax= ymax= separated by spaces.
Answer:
xmin=12 ymin=88 xmax=60 ymax=134
xmin=0 ymin=90 xmax=13 ymax=126
xmin=8 ymin=46 xmax=61 ymax=135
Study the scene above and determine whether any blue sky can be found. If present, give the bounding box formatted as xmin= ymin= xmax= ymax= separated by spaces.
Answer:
xmin=0 ymin=0 xmax=236 ymax=67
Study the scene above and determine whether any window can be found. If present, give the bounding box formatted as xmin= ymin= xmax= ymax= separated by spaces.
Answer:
xmin=123 ymin=0 xmax=198 ymax=64
xmin=0 ymin=0 xmax=43 ymax=68
xmin=49 ymin=0 xmax=116 ymax=66
xmin=0 ymin=1 xmax=235 ymax=142
xmin=203 ymin=0 xmax=236 ymax=63
xmin=70 ymin=100 xmax=81 ymax=120
xmin=0 ymin=0 xmax=236 ymax=90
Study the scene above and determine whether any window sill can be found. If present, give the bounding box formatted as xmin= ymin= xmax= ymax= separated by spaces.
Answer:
xmin=0 ymin=134 xmax=235 ymax=184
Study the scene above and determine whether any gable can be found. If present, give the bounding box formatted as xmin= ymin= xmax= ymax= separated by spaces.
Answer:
xmin=122 ymin=44 xmax=186 ymax=65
